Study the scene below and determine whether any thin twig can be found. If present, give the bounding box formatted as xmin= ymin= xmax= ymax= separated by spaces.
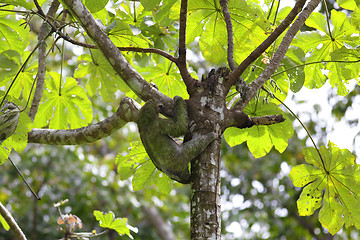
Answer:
xmin=271 ymin=59 xmax=360 ymax=78
xmin=33 ymin=0 xmax=45 ymax=16
xmin=220 ymin=0 xmax=236 ymax=71
xmin=118 ymin=47 xmax=177 ymax=62
xmin=8 ymin=157 xmax=41 ymax=200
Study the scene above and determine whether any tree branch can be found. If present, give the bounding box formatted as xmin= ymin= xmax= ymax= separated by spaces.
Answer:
xmin=0 ymin=202 xmax=27 ymax=240
xmin=237 ymin=0 xmax=322 ymax=111
xmin=220 ymin=0 xmax=236 ymax=71
xmin=33 ymin=31 xmax=178 ymax=63
xmin=61 ymin=0 xmax=170 ymax=103
xmin=117 ymin=47 xmax=177 ymax=62
xmin=177 ymin=0 xmax=196 ymax=92
xmin=225 ymin=108 xmax=284 ymax=129
xmin=226 ymin=0 xmax=307 ymax=89
xmin=29 ymin=0 xmax=60 ymax=121
xmin=28 ymin=97 xmax=140 ymax=145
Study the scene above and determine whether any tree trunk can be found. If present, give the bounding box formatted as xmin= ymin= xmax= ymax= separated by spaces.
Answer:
xmin=187 ymin=69 xmax=229 ymax=239
xmin=191 ymin=141 xmax=222 ymax=239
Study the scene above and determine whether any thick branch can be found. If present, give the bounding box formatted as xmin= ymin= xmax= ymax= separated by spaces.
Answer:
xmin=28 ymin=97 xmax=140 ymax=145
xmin=61 ymin=0 xmax=170 ymax=103
xmin=220 ymin=0 xmax=236 ymax=71
xmin=227 ymin=0 xmax=307 ymax=88
xmin=225 ymin=108 xmax=284 ymax=129
xmin=237 ymin=0 xmax=321 ymax=111
xmin=176 ymin=0 xmax=196 ymax=91
xmin=0 ymin=202 xmax=27 ymax=240
xmin=29 ymin=0 xmax=60 ymax=121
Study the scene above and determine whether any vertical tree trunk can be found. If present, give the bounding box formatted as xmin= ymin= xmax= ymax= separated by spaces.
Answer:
xmin=191 ymin=141 xmax=222 ymax=239
xmin=188 ymin=68 xmax=229 ymax=239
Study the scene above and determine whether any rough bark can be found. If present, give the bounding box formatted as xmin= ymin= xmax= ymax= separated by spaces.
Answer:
xmin=186 ymin=68 xmax=229 ymax=239
xmin=29 ymin=0 xmax=60 ymax=121
xmin=28 ymin=97 xmax=140 ymax=145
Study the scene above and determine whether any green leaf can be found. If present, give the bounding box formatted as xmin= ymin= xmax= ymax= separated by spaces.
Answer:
xmin=1 ymin=0 xmax=33 ymax=9
xmin=337 ymin=0 xmax=357 ymax=10
xmin=74 ymin=50 xmax=130 ymax=101
xmin=289 ymin=142 xmax=360 ymax=235
xmin=352 ymin=7 xmax=360 ymax=29
xmin=132 ymin=160 xmax=157 ymax=191
xmin=0 ymin=50 xmax=20 ymax=83
xmin=84 ymin=0 xmax=109 ymax=13
xmin=33 ymin=72 xmax=93 ymax=129
xmin=0 ymin=15 xmax=30 ymax=53
xmin=138 ymin=62 xmax=188 ymax=98
xmin=116 ymin=141 xmax=173 ymax=193
xmin=224 ymin=101 xmax=293 ymax=158
xmin=116 ymin=141 xmax=148 ymax=180
xmin=283 ymin=47 xmax=306 ymax=92
xmin=330 ymin=47 xmax=360 ymax=81
xmin=293 ymin=10 xmax=360 ymax=95
xmin=0 ymin=213 xmax=10 ymax=231
xmin=108 ymin=20 xmax=151 ymax=48
xmin=141 ymin=0 xmax=162 ymax=11
xmin=153 ymin=0 xmax=178 ymax=26
xmin=187 ymin=0 xmax=269 ymax=64
xmin=93 ymin=211 xmax=131 ymax=237
xmin=0 ymin=110 xmax=31 ymax=164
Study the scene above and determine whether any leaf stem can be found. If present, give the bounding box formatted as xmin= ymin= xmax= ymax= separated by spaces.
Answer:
xmin=271 ymin=59 xmax=360 ymax=77
xmin=8 ymin=157 xmax=40 ymax=200
xmin=322 ymin=0 xmax=334 ymax=41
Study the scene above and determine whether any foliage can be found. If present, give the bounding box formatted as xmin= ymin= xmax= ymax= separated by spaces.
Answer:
xmin=290 ymin=142 xmax=360 ymax=235
xmin=0 ymin=0 xmax=359 ymax=238
xmin=116 ymin=141 xmax=173 ymax=194
xmin=93 ymin=210 xmax=133 ymax=237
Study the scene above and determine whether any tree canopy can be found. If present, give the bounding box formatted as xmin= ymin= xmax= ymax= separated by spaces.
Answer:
xmin=0 ymin=0 xmax=360 ymax=239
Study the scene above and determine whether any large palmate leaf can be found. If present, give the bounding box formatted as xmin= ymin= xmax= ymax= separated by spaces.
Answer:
xmin=137 ymin=61 xmax=188 ymax=98
xmin=93 ymin=211 xmax=132 ymax=237
xmin=116 ymin=141 xmax=173 ymax=194
xmin=0 ymin=13 xmax=30 ymax=53
xmin=108 ymin=20 xmax=151 ymax=48
xmin=224 ymin=100 xmax=293 ymax=158
xmin=33 ymin=72 xmax=93 ymax=129
xmin=293 ymin=10 xmax=360 ymax=95
xmin=74 ymin=50 xmax=130 ymax=102
xmin=187 ymin=0 xmax=269 ymax=64
xmin=290 ymin=142 xmax=360 ymax=235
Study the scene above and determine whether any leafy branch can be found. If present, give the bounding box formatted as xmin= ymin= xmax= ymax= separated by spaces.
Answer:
xmin=236 ymin=0 xmax=323 ymax=111
xmin=226 ymin=0 xmax=308 ymax=88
